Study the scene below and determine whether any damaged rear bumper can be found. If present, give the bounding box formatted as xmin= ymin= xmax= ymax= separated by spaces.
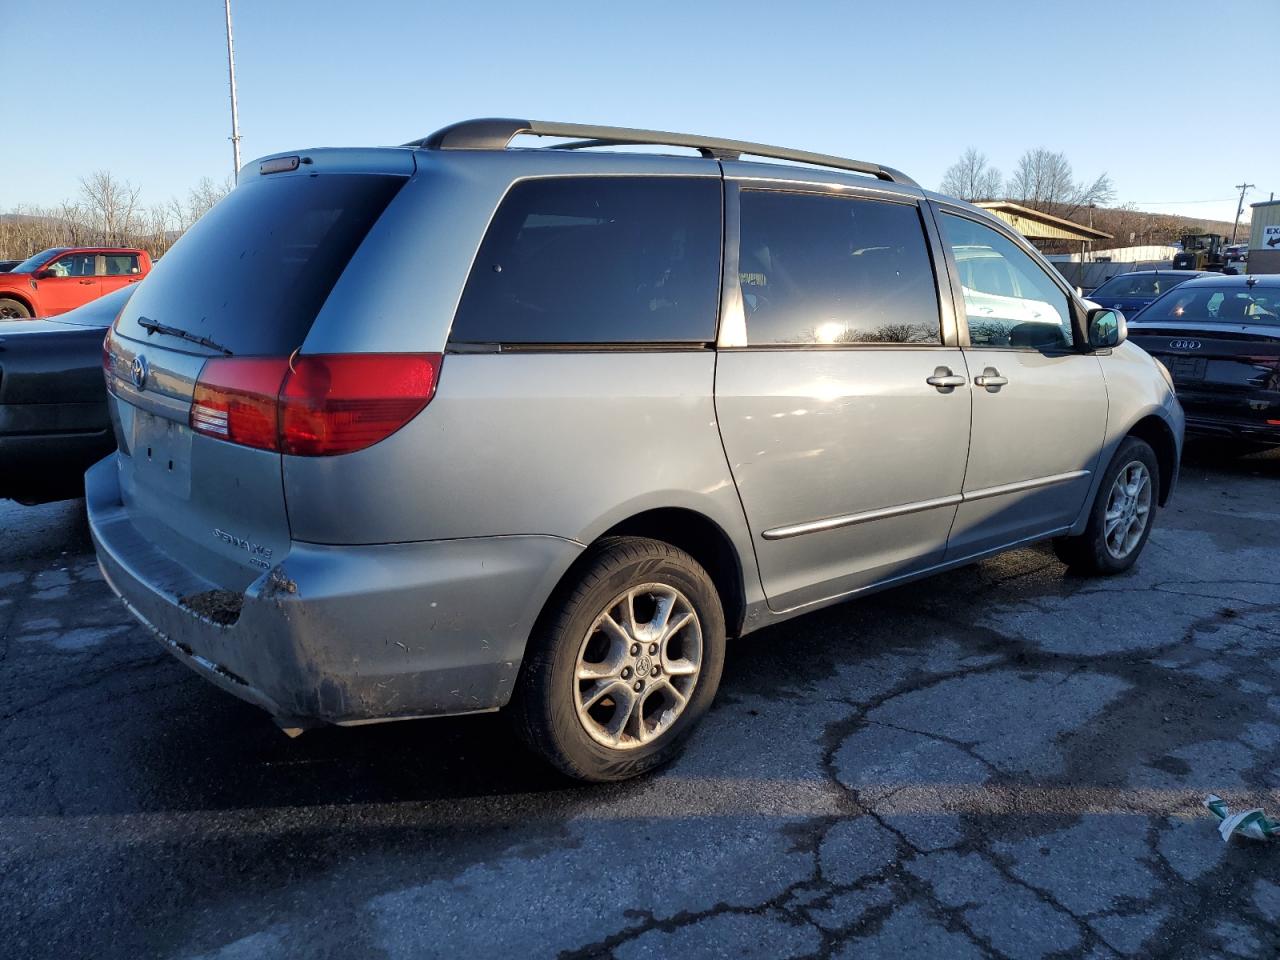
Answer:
xmin=85 ymin=457 xmax=582 ymax=725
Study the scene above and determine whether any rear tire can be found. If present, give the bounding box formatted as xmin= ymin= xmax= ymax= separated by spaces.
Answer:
xmin=0 ymin=298 xmax=31 ymax=319
xmin=1054 ymin=436 xmax=1159 ymax=576
xmin=510 ymin=536 xmax=726 ymax=782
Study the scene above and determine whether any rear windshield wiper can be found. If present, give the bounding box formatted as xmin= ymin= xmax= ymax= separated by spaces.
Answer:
xmin=137 ymin=317 xmax=234 ymax=356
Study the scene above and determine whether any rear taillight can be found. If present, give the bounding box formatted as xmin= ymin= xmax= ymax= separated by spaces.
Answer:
xmin=189 ymin=353 xmax=441 ymax=456
xmin=280 ymin=354 xmax=440 ymax=455
xmin=191 ymin=357 xmax=290 ymax=451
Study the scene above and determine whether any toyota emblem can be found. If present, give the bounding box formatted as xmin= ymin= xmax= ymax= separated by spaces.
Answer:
xmin=1169 ymin=339 xmax=1201 ymax=350
xmin=131 ymin=355 xmax=149 ymax=389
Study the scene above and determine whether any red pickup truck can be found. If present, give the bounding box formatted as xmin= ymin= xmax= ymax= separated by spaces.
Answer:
xmin=0 ymin=246 xmax=152 ymax=319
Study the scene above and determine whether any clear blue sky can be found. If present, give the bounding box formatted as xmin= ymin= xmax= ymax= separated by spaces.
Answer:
xmin=7 ymin=0 xmax=1276 ymax=226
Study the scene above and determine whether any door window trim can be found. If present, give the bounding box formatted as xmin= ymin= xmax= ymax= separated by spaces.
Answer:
xmin=716 ymin=181 xmax=961 ymax=350
xmin=927 ymin=200 xmax=1087 ymax=353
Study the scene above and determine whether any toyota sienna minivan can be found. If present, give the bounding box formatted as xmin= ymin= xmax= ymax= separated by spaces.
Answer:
xmin=90 ymin=119 xmax=1183 ymax=781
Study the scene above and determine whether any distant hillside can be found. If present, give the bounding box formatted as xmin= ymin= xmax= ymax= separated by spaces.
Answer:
xmin=1016 ymin=202 xmax=1246 ymax=254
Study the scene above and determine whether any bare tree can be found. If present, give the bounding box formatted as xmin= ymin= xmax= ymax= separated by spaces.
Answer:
xmin=0 ymin=171 xmax=233 ymax=260
xmin=1006 ymin=148 xmax=1114 ymax=219
xmin=186 ymin=175 xmax=232 ymax=223
xmin=78 ymin=170 xmax=143 ymax=245
xmin=939 ymin=148 xmax=1003 ymax=201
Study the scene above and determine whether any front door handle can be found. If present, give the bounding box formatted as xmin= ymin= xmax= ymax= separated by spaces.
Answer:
xmin=78 ymin=279 xmax=95 ymax=285
xmin=974 ymin=367 xmax=1009 ymax=389
xmin=926 ymin=366 xmax=967 ymax=391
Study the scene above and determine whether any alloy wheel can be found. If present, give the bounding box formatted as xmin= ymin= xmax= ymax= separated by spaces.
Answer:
xmin=574 ymin=583 xmax=703 ymax=749
xmin=1103 ymin=460 xmax=1152 ymax=559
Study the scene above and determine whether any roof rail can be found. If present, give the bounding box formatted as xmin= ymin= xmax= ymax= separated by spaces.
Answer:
xmin=406 ymin=118 xmax=918 ymax=188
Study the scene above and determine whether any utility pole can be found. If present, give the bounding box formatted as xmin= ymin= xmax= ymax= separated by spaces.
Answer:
xmin=1228 ymin=181 xmax=1249 ymax=245
xmin=224 ymin=0 xmax=243 ymax=180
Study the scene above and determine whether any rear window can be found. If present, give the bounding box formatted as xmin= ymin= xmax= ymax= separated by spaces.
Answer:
xmin=1141 ymin=285 xmax=1280 ymax=326
xmin=117 ymin=173 xmax=405 ymax=355
xmin=450 ymin=177 xmax=722 ymax=344
xmin=1091 ymin=273 xmax=1191 ymax=299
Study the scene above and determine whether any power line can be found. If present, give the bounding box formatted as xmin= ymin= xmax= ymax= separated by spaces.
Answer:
xmin=1126 ymin=197 xmax=1238 ymax=206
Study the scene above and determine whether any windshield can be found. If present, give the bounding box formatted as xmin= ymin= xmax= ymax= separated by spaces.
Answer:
xmin=116 ymin=174 xmax=405 ymax=355
xmin=9 ymin=248 xmax=67 ymax=274
xmin=1092 ymin=273 xmax=1194 ymax=299
xmin=1140 ymin=285 xmax=1280 ymax=326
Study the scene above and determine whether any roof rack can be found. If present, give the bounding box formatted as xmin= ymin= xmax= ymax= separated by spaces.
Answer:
xmin=406 ymin=118 xmax=918 ymax=188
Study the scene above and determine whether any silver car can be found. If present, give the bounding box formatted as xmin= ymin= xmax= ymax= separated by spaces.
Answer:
xmin=89 ymin=119 xmax=1183 ymax=781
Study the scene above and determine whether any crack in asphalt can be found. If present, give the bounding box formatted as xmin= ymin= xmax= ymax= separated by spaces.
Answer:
xmin=6 ymin=462 xmax=1280 ymax=959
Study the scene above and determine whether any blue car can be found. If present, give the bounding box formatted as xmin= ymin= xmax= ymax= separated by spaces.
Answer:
xmin=1089 ymin=269 xmax=1215 ymax=318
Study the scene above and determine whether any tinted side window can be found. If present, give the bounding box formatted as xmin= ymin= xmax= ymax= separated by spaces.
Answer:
xmin=736 ymin=191 xmax=941 ymax=346
xmin=49 ymin=253 xmax=96 ymax=277
xmin=940 ymin=213 xmax=1074 ymax=349
xmin=103 ymin=254 xmax=140 ymax=276
xmin=451 ymin=177 xmax=722 ymax=344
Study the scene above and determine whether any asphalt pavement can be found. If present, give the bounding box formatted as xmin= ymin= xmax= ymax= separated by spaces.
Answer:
xmin=3 ymin=445 xmax=1280 ymax=959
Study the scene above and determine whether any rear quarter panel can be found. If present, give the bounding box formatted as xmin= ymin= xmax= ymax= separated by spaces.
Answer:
xmin=282 ymin=352 xmax=757 ymax=557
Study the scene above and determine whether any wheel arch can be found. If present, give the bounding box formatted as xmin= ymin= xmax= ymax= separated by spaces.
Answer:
xmin=0 ymin=291 xmax=35 ymax=316
xmin=538 ymin=507 xmax=749 ymax=640
xmin=1125 ymin=414 xmax=1178 ymax=506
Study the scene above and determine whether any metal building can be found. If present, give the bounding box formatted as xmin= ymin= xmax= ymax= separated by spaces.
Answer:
xmin=1248 ymin=199 xmax=1280 ymax=275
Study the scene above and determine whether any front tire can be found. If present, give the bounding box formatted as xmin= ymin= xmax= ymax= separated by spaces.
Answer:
xmin=0 ymin=298 xmax=31 ymax=319
xmin=510 ymin=537 xmax=726 ymax=782
xmin=1054 ymin=436 xmax=1159 ymax=575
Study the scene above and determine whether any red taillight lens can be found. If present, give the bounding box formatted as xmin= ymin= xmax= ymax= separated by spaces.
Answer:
xmin=189 ymin=353 xmax=440 ymax=456
xmin=191 ymin=357 xmax=290 ymax=451
xmin=280 ymin=354 xmax=441 ymax=456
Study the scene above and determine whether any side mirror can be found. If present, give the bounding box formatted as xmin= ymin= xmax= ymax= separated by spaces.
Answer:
xmin=33 ymin=269 xmax=53 ymax=280
xmin=1087 ymin=307 xmax=1126 ymax=350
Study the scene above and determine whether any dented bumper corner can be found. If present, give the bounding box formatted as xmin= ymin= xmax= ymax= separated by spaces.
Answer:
xmin=85 ymin=457 xmax=582 ymax=725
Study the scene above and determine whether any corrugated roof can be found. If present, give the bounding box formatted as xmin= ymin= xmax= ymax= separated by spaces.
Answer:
xmin=975 ymin=201 xmax=1113 ymax=242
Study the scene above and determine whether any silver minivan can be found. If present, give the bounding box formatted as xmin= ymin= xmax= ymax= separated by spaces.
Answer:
xmin=90 ymin=119 xmax=1183 ymax=781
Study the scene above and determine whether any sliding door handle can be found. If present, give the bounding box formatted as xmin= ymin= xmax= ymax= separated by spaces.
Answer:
xmin=974 ymin=367 xmax=1009 ymax=389
xmin=926 ymin=366 xmax=967 ymax=391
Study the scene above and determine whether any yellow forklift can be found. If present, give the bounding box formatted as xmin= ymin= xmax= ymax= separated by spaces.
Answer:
xmin=1172 ymin=233 xmax=1228 ymax=271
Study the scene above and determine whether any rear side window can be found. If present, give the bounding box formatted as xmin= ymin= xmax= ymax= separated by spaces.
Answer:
xmin=103 ymin=254 xmax=140 ymax=276
xmin=450 ymin=177 xmax=722 ymax=344
xmin=117 ymin=174 xmax=405 ymax=355
xmin=736 ymin=191 xmax=941 ymax=345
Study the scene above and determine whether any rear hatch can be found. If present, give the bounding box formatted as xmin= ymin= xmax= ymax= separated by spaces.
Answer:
xmin=104 ymin=153 xmax=413 ymax=590
xmin=1130 ymin=322 xmax=1280 ymax=427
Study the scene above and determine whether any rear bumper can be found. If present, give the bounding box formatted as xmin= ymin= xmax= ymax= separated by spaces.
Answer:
xmin=86 ymin=457 xmax=582 ymax=725
xmin=1180 ymin=393 xmax=1280 ymax=444
xmin=1184 ymin=416 xmax=1280 ymax=444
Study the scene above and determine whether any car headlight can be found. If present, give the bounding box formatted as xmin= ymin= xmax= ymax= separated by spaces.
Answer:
xmin=1154 ymin=358 xmax=1176 ymax=394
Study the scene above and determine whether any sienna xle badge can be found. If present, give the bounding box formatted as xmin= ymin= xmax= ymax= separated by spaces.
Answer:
xmin=90 ymin=119 xmax=1183 ymax=781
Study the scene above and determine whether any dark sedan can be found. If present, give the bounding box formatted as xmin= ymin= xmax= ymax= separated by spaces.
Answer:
xmin=1128 ymin=275 xmax=1280 ymax=449
xmin=1088 ymin=269 xmax=1214 ymax=317
xmin=0 ymin=287 xmax=128 ymax=503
